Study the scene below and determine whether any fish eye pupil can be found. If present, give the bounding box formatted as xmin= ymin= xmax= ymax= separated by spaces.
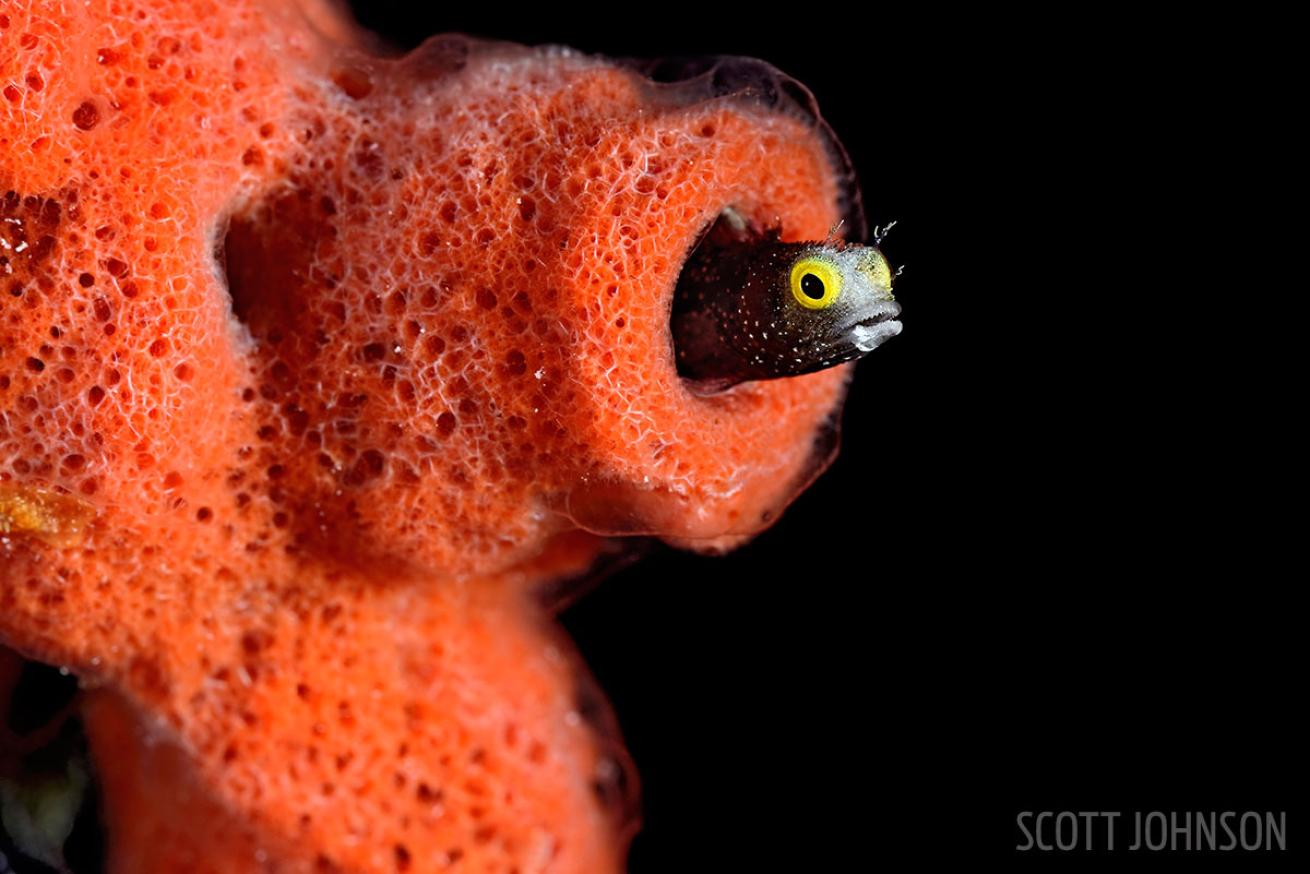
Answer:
xmin=800 ymin=272 xmax=825 ymax=300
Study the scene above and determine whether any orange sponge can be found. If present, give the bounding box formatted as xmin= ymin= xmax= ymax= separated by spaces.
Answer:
xmin=2 ymin=1 xmax=857 ymax=870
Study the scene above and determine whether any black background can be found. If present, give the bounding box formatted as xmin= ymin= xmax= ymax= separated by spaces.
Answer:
xmin=347 ymin=4 xmax=1299 ymax=869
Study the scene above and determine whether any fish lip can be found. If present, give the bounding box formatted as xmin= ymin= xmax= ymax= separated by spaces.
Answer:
xmin=840 ymin=300 xmax=903 ymax=354
xmin=842 ymin=300 xmax=902 ymax=332
xmin=847 ymin=318 xmax=903 ymax=353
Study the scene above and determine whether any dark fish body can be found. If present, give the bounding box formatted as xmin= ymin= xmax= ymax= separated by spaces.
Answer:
xmin=672 ymin=228 xmax=901 ymax=391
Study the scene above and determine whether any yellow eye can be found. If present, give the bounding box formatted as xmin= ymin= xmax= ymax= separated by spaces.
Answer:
xmin=790 ymin=257 xmax=843 ymax=309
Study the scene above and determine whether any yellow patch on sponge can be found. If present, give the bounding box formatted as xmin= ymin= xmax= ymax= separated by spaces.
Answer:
xmin=0 ymin=485 xmax=94 ymax=547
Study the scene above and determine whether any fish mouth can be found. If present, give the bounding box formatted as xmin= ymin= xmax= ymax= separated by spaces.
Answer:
xmin=843 ymin=302 xmax=903 ymax=353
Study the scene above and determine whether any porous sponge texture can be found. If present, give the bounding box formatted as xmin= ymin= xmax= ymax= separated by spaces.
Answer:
xmin=80 ymin=532 xmax=632 ymax=874
xmin=2 ymin=1 xmax=854 ymax=871
xmin=222 ymin=40 xmax=850 ymax=570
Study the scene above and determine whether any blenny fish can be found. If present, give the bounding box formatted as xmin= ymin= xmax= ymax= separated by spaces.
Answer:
xmin=672 ymin=211 xmax=902 ymax=391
